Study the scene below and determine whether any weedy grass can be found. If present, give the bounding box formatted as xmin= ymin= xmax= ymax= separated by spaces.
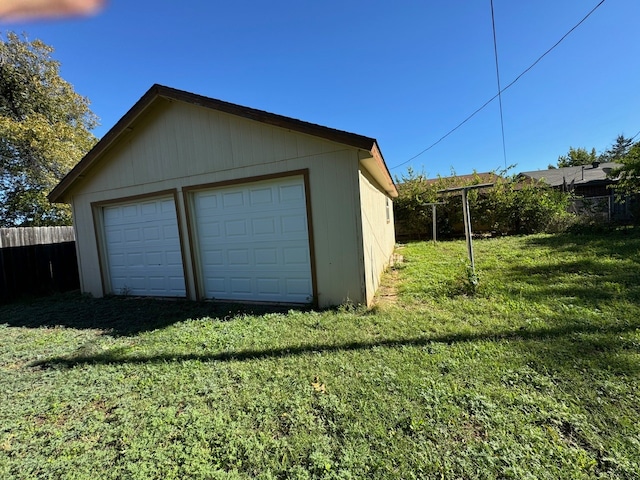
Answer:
xmin=1 ymin=229 xmax=639 ymax=479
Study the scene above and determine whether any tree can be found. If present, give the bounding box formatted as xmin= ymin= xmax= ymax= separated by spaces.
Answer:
xmin=599 ymin=134 xmax=635 ymax=162
xmin=609 ymin=142 xmax=640 ymax=197
xmin=554 ymin=147 xmax=598 ymax=168
xmin=0 ymin=32 xmax=97 ymax=226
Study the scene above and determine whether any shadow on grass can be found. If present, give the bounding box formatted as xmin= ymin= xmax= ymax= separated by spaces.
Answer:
xmin=499 ymin=229 xmax=640 ymax=306
xmin=33 ymin=317 xmax=640 ymax=375
xmin=0 ymin=292 xmax=293 ymax=337
xmin=522 ymin=226 xmax=640 ymax=257
xmin=503 ymin=258 xmax=640 ymax=304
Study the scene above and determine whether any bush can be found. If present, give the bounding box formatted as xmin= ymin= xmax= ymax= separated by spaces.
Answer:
xmin=394 ymin=168 xmax=575 ymax=238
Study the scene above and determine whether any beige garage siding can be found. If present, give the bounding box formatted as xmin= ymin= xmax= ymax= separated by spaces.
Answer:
xmin=358 ymin=167 xmax=396 ymax=305
xmin=69 ymin=101 xmax=367 ymax=307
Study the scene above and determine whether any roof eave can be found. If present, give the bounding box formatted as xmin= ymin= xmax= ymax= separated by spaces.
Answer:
xmin=48 ymin=85 xmax=163 ymax=204
xmin=48 ymin=84 xmax=393 ymax=203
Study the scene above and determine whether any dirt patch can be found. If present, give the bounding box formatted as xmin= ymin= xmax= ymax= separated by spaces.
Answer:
xmin=373 ymin=253 xmax=403 ymax=307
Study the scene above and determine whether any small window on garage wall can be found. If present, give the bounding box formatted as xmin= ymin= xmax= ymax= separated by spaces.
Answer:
xmin=386 ymin=197 xmax=391 ymax=223
xmin=99 ymin=194 xmax=187 ymax=297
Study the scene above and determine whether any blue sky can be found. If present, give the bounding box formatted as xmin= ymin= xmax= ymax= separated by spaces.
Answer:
xmin=5 ymin=0 xmax=640 ymax=179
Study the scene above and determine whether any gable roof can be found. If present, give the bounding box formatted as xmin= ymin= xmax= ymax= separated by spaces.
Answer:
xmin=49 ymin=84 xmax=397 ymax=203
xmin=519 ymin=162 xmax=620 ymax=188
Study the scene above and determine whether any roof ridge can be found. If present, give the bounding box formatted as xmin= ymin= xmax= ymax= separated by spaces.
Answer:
xmin=49 ymin=84 xmax=389 ymax=203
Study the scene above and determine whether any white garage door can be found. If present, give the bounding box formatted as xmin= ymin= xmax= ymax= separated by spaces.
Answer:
xmin=103 ymin=196 xmax=186 ymax=297
xmin=193 ymin=176 xmax=313 ymax=303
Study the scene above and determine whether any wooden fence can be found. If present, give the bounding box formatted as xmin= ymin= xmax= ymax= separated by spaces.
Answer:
xmin=0 ymin=227 xmax=80 ymax=302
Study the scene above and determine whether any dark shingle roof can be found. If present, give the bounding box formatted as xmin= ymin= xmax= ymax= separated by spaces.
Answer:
xmin=519 ymin=162 xmax=620 ymax=187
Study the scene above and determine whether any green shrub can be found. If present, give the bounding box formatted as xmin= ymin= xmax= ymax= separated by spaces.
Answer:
xmin=394 ymin=168 xmax=575 ymax=238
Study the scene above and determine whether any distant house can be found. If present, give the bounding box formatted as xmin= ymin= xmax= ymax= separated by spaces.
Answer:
xmin=48 ymin=85 xmax=397 ymax=308
xmin=519 ymin=161 xmax=619 ymax=196
xmin=519 ymin=161 xmax=631 ymax=220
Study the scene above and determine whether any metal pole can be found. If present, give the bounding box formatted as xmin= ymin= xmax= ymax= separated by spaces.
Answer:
xmin=461 ymin=188 xmax=475 ymax=272
xmin=423 ymin=202 xmax=445 ymax=242
xmin=431 ymin=204 xmax=437 ymax=242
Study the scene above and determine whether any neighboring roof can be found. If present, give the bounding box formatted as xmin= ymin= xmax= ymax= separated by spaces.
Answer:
xmin=519 ymin=162 xmax=620 ymax=188
xmin=49 ymin=84 xmax=397 ymax=203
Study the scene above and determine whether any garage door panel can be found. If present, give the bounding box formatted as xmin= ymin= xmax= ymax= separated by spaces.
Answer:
xmin=223 ymin=191 xmax=245 ymax=208
xmin=284 ymin=246 xmax=311 ymax=265
xmin=198 ymin=221 xmax=221 ymax=238
xmin=140 ymin=202 xmax=157 ymax=216
xmin=142 ymin=226 xmax=161 ymax=241
xmin=228 ymin=249 xmax=250 ymax=265
xmin=103 ymin=196 xmax=186 ymax=297
xmin=203 ymin=249 xmax=224 ymax=266
xmin=256 ymin=278 xmax=280 ymax=294
xmin=166 ymin=250 xmax=183 ymax=266
xmin=286 ymin=278 xmax=312 ymax=296
xmin=252 ymin=217 xmax=276 ymax=235
xmin=250 ymin=187 xmax=273 ymax=205
xmin=126 ymin=252 xmax=144 ymax=267
xmin=145 ymin=251 xmax=164 ymax=265
xmin=279 ymin=184 xmax=305 ymax=202
xmin=224 ymin=219 xmax=248 ymax=237
xmin=124 ymin=228 xmax=140 ymax=243
xmin=194 ymin=176 xmax=312 ymax=303
xmin=255 ymin=248 xmax=278 ymax=265
xmin=280 ymin=215 xmax=307 ymax=234
xmin=104 ymin=228 xmax=123 ymax=245
xmin=122 ymin=205 xmax=138 ymax=219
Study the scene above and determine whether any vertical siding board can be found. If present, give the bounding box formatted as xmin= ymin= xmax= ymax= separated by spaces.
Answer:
xmin=358 ymin=167 xmax=396 ymax=305
xmin=154 ymin=113 xmax=170 ymax=180
xmin=180 ymin=107 xmax=198 ymax=175
xmin=284 ymin=129 xmax=298 ymax=160
xmin=251 ymin=124 xmax=263 ymax=165
xmin=163 ymin=111 xmax=181 ymax=179
xmin=118 ymin=141 xmax=136 ymax=190
xmin=306 ymin=150 xmax=364 ymax=306
xmin=259 ymin=124 xmax=276 ymax=165
xmin=212 ymin=111 xmax=234 ymax=169
xmin=229 ymin=116 xmax=244 ymax=168
xmin=192 ymin=107 xmax=212 ymax=173
xmin=295 ymin=135 xmax=308 ymax=159
xmin=137 ymin=124 xmax=154 ymax=184
xmin=77 ymin=199 xmax=104 ymax=296
xmin=199 ymin=109 xmax=216 ymax=173
xmin=271 ymin=127 xmax=286 ymax=160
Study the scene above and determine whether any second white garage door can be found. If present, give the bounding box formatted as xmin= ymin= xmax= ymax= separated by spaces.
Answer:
xmin=193 ymin=176 xmax=313 ymax=304
xmin=103 ymin=196 xmax=186 ymax=297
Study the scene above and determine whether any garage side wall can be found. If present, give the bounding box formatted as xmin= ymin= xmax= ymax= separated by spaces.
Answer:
xmin=68 ymin=101 xmax=366 ymax=307
xmin=358 ymin=167 xmax=396 ymax=305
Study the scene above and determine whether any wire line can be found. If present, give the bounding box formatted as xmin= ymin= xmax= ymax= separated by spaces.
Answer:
xmin=391 ymin=0 xmax=608 ymax=171
xmin=490 ymin=0 xmax=507 ymax=170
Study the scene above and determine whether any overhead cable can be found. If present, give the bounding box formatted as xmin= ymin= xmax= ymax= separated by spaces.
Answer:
xmin=390 ymin=0 xmax=608 ymax=171
xmin=490 ymin=0 xmax=508 ymax=170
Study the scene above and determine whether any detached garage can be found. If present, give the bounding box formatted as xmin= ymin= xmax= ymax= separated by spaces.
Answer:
xmin=49 ymin=85 xmax=397 ymax=308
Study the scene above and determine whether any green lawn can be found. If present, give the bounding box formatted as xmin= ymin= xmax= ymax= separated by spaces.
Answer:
xmin=1 ymin=230 xmax=639 ymax=479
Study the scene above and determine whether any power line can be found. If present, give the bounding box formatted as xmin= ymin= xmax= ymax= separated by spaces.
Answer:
xmin=390 ymin=0 xmax=608 ymax=171
xmin=490 ymin=0 xmax=507 ymax=170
